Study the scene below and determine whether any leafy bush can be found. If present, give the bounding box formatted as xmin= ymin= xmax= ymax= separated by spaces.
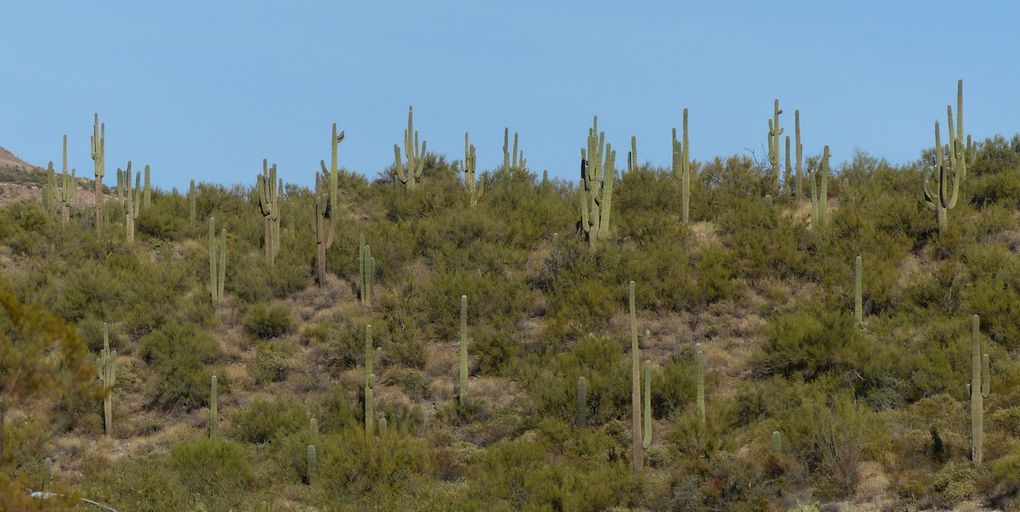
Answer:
xmin=169 ymin=437 xmax=254 ymax=499
xmin=231 ymin=398 xmax=308 ymax=444
xmin=138 ymin=323 xmax=221 ymax=410
xmin=243 ymin=303 xmax=293 ymax=340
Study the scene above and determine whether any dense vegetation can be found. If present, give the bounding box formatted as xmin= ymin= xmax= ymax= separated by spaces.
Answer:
xmin=3 ymin=101 xmax=1020 ymax=511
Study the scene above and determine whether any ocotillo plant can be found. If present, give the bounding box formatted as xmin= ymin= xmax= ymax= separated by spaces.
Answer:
xmin=855 ymin=256 xmax=863 ymax=325
xmin=208 ymin=217 xmax=226 ymax=301
xmin=580 ymin=115 xmax=615 ymax=247
xmin=503 ymin=128 xmax=525 ymax=173
xmin=923 ymin=119 xmax=960 ymax=233
xmin=53 ymin=136 xmax=75 ymax=226
xmin=394 ymin=106 xmax=426 ymax=190
xmin=767 ymin=99 xmax=783 ymax=192
xmin=91 ymin=113 xmax=106 ymax=236
xmin=359 ymin=235 xmax=374 ymax=305
xmin=257 ymin=159 xmax=282 ymax=265
xmin=695 ymin=343 xmax=706 ymax=431
xmin=629 ymin=281 xmax=643 ymax=472
xmin=306 ymin=445 xmax=317 ymax=485
xmin=643 ymin=360 xmax=652 ymax=450
xmin=672 ymin=108 xmax=692 ymax=224
xmin=209 ymin=375 xmax=218 ymax=438
xmin=795 ymin=110 xmax=803 ymax=201
xmin=365 ymin=324 xmax=374 ymax=433
xmin=809 ymin=145 xmax=830 ymax=229
xmin=315 ymin=123 xmax=345 ymax=286
xmin=459 ymin=295 xmax=469 ymax=405
xmin=463 ymin=132 xmax=483 ymax=206
xmin=577 ymin=376 xmax=587 ymax=428
xmin=143 ymin=164 xmax=151 ymax=210
xmin=971 ymin=315 xmax=985 ymax=463
xmin=99 ymin=323 xmax=116 ymax=437
xmin=188 ymin=180 xmax=196 ymax=227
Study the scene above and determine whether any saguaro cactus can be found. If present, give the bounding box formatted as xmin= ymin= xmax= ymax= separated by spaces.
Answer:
xmin=924 ymin=117 xmax=962 ymax=233
xmin=188 ymin=180 xmax=197 ymax=227
xmin=695 ymin=343 xmax=706 ymax=430
xmin=971 ymin=315 xmax=985 ymax=463
xmin=855 ymin=256 xmax=863 ymax=325
xmin=628 ymin=136 xmax=638 ymax=175
xmin=795 ymin=110 xmax=803 ymax=201
xmin=42 ymin=457 xmax=52 ymax=492
xmin=784 ymin=135 xmax=791 ymax=194
xmin=143 ymin=164 xmax=151 ymax=210
xmin=257 ymin=159 xmax=282 ymax=265
xmin=121 ymin=162 xmax=142 ymax=244
xmin=99 ymin=323 xmax=116 ymax=437
xmin=53 ymin=135 xmax=75 ymax=225
xmin=629 ymin=281 xmax=643 ymax=472
xmin=580 ymin=115 xmax=616 ymax=247
xmin=365 ymin=324 xmax=374 ymax=433
xmin=208 ymin=217 xmax=226 ymax=301
xmin=577 ymin=376 xmax=587 ymax=428
xmin=459 ymin=295 xmax=469 ymax=405
xmin=643 ymin=359 xmax=652 ymax=449
xmin=306 ymin=445 xmax=317 ymax=485
xmin=673 ymin=108 xmax=692 ymax=224
xmin=771 ymin=431 xmax=782 ymax=453
xmin=810 ymin=145 xmax=830 ymax=229
xmin=359 ymin=234 xmax=374 ymax=305
xmin=209 ymin=375 xmax=218 ymax=437
xmin=463 ymin=132 xmax=483 ymax=206
xmin=954 ymin=80 xmax=972 ymax=181
xmin=503 ymin=128 xmax=525 ymax=173
xmin=394 ymin=106 xmax=427 ymax=191
xmin=315 ymin=123 xmax=345 ymax=287
xmin=767 ymin=99 xmax=783 ymax=192
xmin=91 ymin=114 xmax=106 ymax=236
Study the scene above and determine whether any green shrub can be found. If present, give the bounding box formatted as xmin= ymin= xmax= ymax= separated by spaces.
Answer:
xmin=243 ymin=303 xmax=293 ymax=340
xmin=169 ymin=437 xmax=254 ymax=499
xmin=137 ymin=323 xmax=222 ymax=411
xmin=231 ymin=398 xmax=308 ymax=444
xmin=251 ymin=341 xmax=295 ymax=384
xmin=317 ymin=427 xmax=434 ymax=497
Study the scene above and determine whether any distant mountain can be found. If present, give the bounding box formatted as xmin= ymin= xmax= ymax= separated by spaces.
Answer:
xmin=0 ymin=146 xmax=34 ymax=171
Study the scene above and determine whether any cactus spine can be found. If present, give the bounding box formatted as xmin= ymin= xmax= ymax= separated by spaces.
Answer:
xmin=577 ymin=376 xmax=587 ymax=428
xmin=306 ymin=445 xmax=317 ymax=485
xmin=673 ymin=108 xmax=692 ymax=224
xmin=695 ymin=342 xmax=706 ymax=430
xmin=394 ymin=106 xmax=426 ymax=190
xmin=143 ymin=164 xmax=151 ymax=210
xmin=209 ymin=375 xmax=218 ymax=437
xmin=795 ymin=110 xmax=803 ymax=201
xmin=503 ymin=128 xmax=525 ymax=173
xmin=459 ymin=295 xmax=469 ymax=405
xmin=580 ymin=115 xmax=615 ymax=247
xmin=99 ymin=323 xmax=116 ymax=437
xmin=208 ymin=217 xmax=226 ymax=301
xmin=629 ymin=281 xmax=643 ymax=472
xmin=91 ymin=114 xmax=106 ymax=236
xmin=463 ymin=132 xmax=483 ymax=206
xmin=642 ymin=359 xmax=652 ymax=450
xmin=365 ymin=324 xmax=374 ymax=433
xmin=855 ymin=256 xmax=863 ymax=324
xmin=924 ymin=107 xmax=964 ymax=233
xmin=257 ymin=160 xmax=282 ymax=265
xmin=971 ymin=315 xmax=984 ymax=463
xmin=768 ymin=100 xmax=784 ymax=192
xmin=315 ymin=123 xmax=345 ymax=287
xmin=359 ymin=234 xmax=374 ymax=305
xmin=53 ymin=135 xmax=75 ymax=226
xmin=188 ymin=180 xmax=196 ymax=227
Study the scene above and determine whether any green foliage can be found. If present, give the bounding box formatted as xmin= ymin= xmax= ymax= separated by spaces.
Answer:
xmin=317 ymin=427 xmax=433 ymax=497
xmin=243 ymin=303 xmax=294 ymax=340
xmin=138 ymin=323 xmax=222 ymax=410
xmin=169 ymin=437 xmax=255 ymax=500
xmin=231 ymin=398 xmax=308 ymax=444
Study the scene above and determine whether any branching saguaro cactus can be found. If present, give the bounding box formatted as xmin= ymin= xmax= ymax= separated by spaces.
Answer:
xmin=99 ymin=323 xmax=116 ymax=437
xmin=459 ymin=295 xmax=469 ymax=405
xmin=795 ymin=110 xmax=803 ymax=201
xmin=672 ymin=108 xmax=692 ymax=224
xmin=923 ymin=118 xmax=961 ymax=233
xmin=695 ymin=342 xmax=706 ymax=431
xmin=364 ymin=324 xmax=374 ymax=434
xmin=809 ymin=145 xmax=830 ymax=229
xmin=577 ymin=376 xmax=587 ymax=428
xmin=315 ymin=123 xmax=345 ymax=287
xmin=359 ymin=234 xmax=374 ymax=305
xmin=91 ymin=113 xmax=106 ymax=236
xmin=971 ymin=315 xmax=988 ymax=464
xmin=209 ymin=375 xmax=218 ymax=437
xmin=580 ymin=116 xmax=615 ymax=247
xmin=121 ymin=162 xmax=141 ymax=244
xmin=855 ymin=256 xmax=863 ymax=325
xmin=257 ymin=160 xmax=282 ymax=265
xmin=463 ymin=132 xmax=484 ymax=206
xmin=767 ymin=99 xmax=783 ymax=192
xmin=643 ymin=359 xmax=652 ymax=450
xmin=208 ymin=217 xmax=226 ymax=301
xmin=502 ymin=128 xmax=525 ymax=173
xmin=629 ymin=281 xmax=643 ymax=473
xmin=394 ymin=106 xmax=426 ymax=191
xmin=188 ymin=180 xmax=197 ymax=228
xmin=51 ymin=135 xmax=75 ymax=225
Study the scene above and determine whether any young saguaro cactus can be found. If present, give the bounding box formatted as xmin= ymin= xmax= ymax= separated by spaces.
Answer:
xmin=394 ymin=106 xmax=427 ymax=191
xmin=643 ymin=359 xmax=652 ymax=450
xmin=91 ymin=113 xmax=106 ymax=236
xmin=306 ymin=445 xmax=317 ymax=485
xmin=315 ymin=123 xmax=345 ymax=287
xmin=364 ymin=324 xmax=374 ymax=433
xmin=580 ymin=115 xmax=616 ymax=247
xmin=459 ymin=295 xmax=469 ymax=405
xmin=209 ymin=375 xmax=218 ymax=438
xmin=577 ymin=376 xmax=587 ymax=428
xmin=208 ymin=217 xmax=227 ymax=301
xmin=257 ymin=159 xmax=282 ymax=266
xmin=99 ymin=323 xmax=116 ymax=437
xmin=629 ymin=281 xmax=643 ymax=473
xmin=971 ymin=315 xmax=986 ymax=464
xmin=672 ymin=108 xmax=692 ymax=224
xmin=695 ymin=342 xmax=706 ymax=431
xmin=188 ymin=180 xmax=197 ymax=228
xmin=359 ymin=234 xmax=374 ymax=305
xmin=771 ymin=431 xmax=782 ymax=453
xmin=463 ymin=132 xmax=484 ymax=206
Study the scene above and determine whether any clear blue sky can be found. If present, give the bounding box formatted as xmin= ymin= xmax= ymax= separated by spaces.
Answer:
xmin=2 ymin=1 xmax=1018 ymax=191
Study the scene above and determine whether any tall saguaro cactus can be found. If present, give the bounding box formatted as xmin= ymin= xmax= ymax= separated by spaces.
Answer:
xmin=954 ymin=80 xmax=973 ymax=181
xmin=971 ymin=315 xmax=986 ymax=464
xmin=463 ymin=132 xmax=483 ymax=206
xmin=121 ymin=162 xmax=141 ymax=244
xmin=795 ymin=110 xmax=803 ymax=201
xmin=673 ymin=108 xmax=692 ymax=224
xmin=695 ymin=343 xmax=706 ymax=431
xmin=503 ymin=128 xmax=525 ymax=173
xmin=99 ymin=323 xmax=116 ymax=437
xmin=208 ymin=217 xmax=226 ymax=301
xmin=91 ymin=114 xmax=106 ymax=236
xmin=854 ymin=256 xmax=863 ymax=325
xmin=643 ymin=359 xmax=652 ymax=450
xmin=257 ymin=160 xmax=282 ymax=266
xmin=924 ymin=119 xmax=961 ymax=233
xmin=209 ymin=375 xmax=218 ymax=437
xmin=628 ymin=136 xmax=638 ymax=175
xmin=580 ymin=115 xmax=615 ymax=247
xmin=188 ymin=180 xmax=197 ymax=228
xmin=365 ymin=324 xmax=374 ymax=433
xmin=784 ymin=136 xmax=792 ymax=194
xmin=394 ymin=106 xmax=427 ymax=191
xmin=143 ymin=164 xmax=151 ymax=210
xmin=315 ymin=123 xmax=345 ymax=286
xmin=459 ymin=295 xmax=469 ymax=405
xmin=810 ymin=146 xmax=831 ymax=229
xmin=767 ymin=99 xmax=783 ymax=192
xmin=629 ymin=281 xmax=643 ymax=473
xmin=359 ymin=234 xmax=374 ymax=305
xmin=53 ymin=135 xmax=75 ymax=226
